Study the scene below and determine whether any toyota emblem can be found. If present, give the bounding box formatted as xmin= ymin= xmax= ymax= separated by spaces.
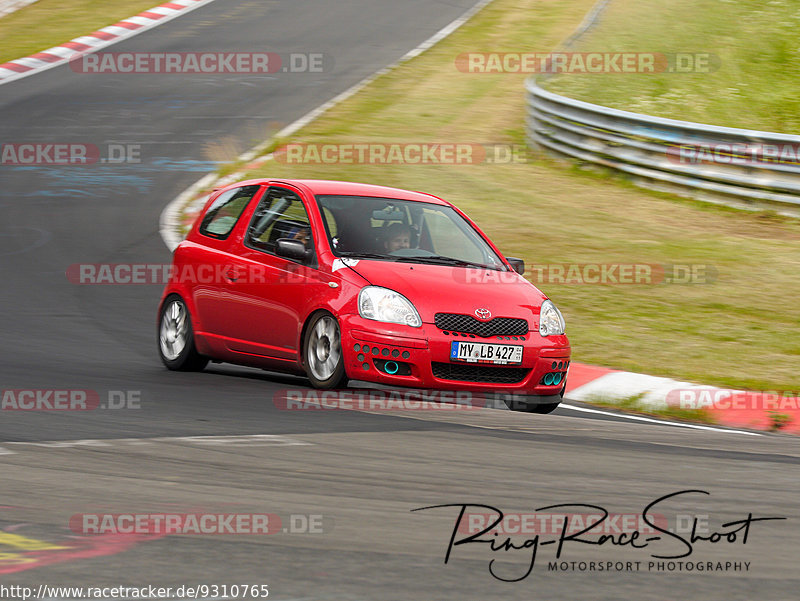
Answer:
xmin=474 ymin=308 xmax=492 ymax=320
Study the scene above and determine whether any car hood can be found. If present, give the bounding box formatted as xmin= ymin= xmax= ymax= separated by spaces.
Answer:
xmin=345 ymin=259 xmax=546 ymax=324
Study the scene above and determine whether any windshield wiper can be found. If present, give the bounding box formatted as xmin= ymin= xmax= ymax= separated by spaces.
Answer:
xmin=394 ymin=255 xmax=498 ymax=269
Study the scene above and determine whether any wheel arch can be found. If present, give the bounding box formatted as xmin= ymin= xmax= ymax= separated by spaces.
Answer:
xmin=299 ymin=308 xmax=351 ymax=385
xmin=157 ymin=293 xmax=209 ymax=371
xmin=299 ymin=308 xmax=338 ymax=367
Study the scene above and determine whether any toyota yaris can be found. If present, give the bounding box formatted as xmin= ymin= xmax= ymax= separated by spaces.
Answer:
xmin=158 ymin=179 xmax=571 ymax=412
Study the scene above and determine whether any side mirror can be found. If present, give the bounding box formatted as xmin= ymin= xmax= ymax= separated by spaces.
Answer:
xmin=506 ymin=257 xmax=525 ymax=275
xmin=276 ymin=239 xmax=312 ymax=262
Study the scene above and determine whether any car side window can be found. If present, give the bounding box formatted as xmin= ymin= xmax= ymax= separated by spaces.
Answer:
xmin=198 ymin=185 xmax=260 ymax=239
xmin=246 ymin=187 xmax=313 ymax=255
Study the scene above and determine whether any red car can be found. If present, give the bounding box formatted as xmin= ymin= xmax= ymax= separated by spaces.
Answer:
xmin=158 ymin=179 xmax=570 ymax=413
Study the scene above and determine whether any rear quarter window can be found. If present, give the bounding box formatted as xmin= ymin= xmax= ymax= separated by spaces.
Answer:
xmin=198 ymin=185 xmax=261 ymax=239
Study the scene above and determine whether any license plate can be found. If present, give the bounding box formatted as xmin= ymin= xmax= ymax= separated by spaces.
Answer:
xmin=450 ymin=341 xmax=523 ymax=365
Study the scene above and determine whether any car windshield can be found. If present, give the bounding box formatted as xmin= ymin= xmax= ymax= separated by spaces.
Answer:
xmin=315 ymin=195 xmax=506 ymax=270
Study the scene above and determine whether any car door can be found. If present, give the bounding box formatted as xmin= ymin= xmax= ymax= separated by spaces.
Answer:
xmin=214 ymin=185 xmax=323 ymax=360
xmin=187 ymin=184 xmax=264 ymax=338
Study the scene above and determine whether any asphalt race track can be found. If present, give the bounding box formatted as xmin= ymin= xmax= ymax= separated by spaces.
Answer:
xmin=0 ymin=1 xmax=798 ymax=599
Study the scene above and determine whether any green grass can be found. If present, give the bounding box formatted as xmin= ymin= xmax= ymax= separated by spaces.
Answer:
xmin=767 ymin=411 xmax=794 ymax=432
xmin=0 ymin=0 xmax=159 ymax=64
xmin=544 ymin=0 xmax=800 ymax=131
xmin=230 ymin=0 xmax=800 ymax=392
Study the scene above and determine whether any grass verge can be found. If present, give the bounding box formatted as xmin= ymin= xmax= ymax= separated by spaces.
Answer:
xmin=0 ymin=0 xmax=159 ymax=64
xmin=544 ymin=0 xmax=800 ymax=131
xmin=232 ymin=0 xmax=800 ymax=392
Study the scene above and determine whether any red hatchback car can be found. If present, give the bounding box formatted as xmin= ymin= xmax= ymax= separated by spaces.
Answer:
xmin=158 ymin=179 xmax=571 ymax=412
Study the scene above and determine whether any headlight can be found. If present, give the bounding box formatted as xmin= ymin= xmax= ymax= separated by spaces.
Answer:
xmin=358 ymin=286 xmax=422 ymax=327
xmin=539 ymin=299 xmax=565 ymax=336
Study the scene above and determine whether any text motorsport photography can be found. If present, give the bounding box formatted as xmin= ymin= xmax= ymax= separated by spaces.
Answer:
xmin=412 ymin=490 xmax=785 ymax=582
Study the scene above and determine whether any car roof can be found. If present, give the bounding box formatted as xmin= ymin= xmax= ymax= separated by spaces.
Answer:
xmin=231 ymin=178 xmax=449 ymax=205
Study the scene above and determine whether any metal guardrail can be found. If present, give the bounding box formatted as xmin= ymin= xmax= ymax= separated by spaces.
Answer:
xmin=525 ymin=79 xmax=800 ymax=216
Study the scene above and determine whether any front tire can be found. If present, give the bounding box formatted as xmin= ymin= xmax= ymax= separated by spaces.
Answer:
xmin=524 ymin=383 xmax=565 ymax=413
xmin=303 ymin=311 xmax=346 ymax=389
xmin=529 ymin=402 xmax=560 ymax=414
xmin=158 ymin=295 xmax=208 ymax=371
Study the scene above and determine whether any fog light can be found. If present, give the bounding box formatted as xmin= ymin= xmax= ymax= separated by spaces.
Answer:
xmin=374 ymin=359 xmax=411 ymax=376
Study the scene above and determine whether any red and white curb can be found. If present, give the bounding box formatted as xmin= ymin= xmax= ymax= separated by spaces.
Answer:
xmin=565 ymin=363 xmax=798 ymax=434
xmin=0 ymin=0 xmax=219 ymax=85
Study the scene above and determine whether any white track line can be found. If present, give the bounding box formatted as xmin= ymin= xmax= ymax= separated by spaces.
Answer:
xmin=560 ymin=403 xmax=761 ymax=435
xmin=0 ymin=434 xmax=312 ymax=456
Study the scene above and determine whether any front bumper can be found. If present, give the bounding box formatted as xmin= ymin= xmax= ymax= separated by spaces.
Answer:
xmin=339 ymin=314 xmax=571 ymax=398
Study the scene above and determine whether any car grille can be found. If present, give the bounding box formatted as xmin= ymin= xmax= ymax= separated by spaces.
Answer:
xmin=434 ymin=313 xmax=528 ymax=337
xmin=431 ymin=362 xmax=529 ymax=384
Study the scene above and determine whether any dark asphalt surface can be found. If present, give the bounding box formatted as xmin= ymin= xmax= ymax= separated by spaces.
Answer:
xmin=0 ymin=1 xmax=798 ymax=599
xmin=0 ymin=0 xmax=484 ymax=441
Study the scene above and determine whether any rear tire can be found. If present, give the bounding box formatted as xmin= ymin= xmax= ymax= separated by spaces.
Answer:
xmin=303 ymin=311 xmax=347 ymax=389
xmin=158 ymin=295 xmax=208 ymax=371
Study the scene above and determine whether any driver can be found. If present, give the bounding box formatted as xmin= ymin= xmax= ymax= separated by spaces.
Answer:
xmin=383 ymin=222 xmax=411 ymax=252
xmin=287 ymin=225 xmax=311 ymax=247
